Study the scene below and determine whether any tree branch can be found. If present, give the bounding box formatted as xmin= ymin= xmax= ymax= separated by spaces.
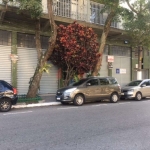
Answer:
xmin=125 ymin=0 xmax=138 ymax=14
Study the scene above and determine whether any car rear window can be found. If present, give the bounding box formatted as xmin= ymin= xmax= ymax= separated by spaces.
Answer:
xmin=0 ymin=82 xmax=3 ymax=91
xmin=1 ymin=81 xmax=12 ymax=90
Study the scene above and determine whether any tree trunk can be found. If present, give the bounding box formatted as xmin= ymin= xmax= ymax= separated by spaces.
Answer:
xmin=92 ymin=5 xmax=118 ymax=76
xmin=27 ymin=19 xmax=42 ymax=98
xmin=27 ymin=0 xmax=57 ymax=98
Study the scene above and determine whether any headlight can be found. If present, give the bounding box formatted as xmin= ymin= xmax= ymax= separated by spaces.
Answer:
xmin=127 ymin=89 xmax=134 ymax=94
xmin=64 ymin=88 xmax=77 ymax=97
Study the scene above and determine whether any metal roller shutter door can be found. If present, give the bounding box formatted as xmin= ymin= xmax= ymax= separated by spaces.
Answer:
xmin=17 ymin=47 xmax=37 ymax=94
xmin=112 ymin=56 xmax=131 ymax=86
xmin=17 ymin=47 xmax=58 ymax=95
xmin=39 ymin=62 xmax=58 ymax=94
xmin=0 ymin=45 xmax=11 ymax=83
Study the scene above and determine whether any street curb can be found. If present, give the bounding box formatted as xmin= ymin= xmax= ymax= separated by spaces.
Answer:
xmin=12 ymin=102 xmax=61 ymax=109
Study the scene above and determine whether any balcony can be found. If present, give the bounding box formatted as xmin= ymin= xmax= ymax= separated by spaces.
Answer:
xmin=0 ymin=0 xmax=123 ymax=29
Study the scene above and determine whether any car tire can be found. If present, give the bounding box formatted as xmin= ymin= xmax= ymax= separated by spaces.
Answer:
xmin=74 ymin=94 xmax=84 ymax=106
xmin=61 ymin=102 xmax=69 ymax=105
xmin=135 ymin=92 xmax=142 ymax=101
xmin=110 ymin=93 xmax=119 ymax=103
xmin=0 ymin=98 xmax=12 ymax=112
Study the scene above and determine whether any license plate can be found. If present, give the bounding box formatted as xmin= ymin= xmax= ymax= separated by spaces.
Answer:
xmin=57 ymin=97 xmax=60 ymax=100
xmin=121 ymin=93 xmax=124 ymax=95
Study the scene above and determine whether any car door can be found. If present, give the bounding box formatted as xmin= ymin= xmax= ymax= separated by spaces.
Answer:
xmin=140 ymin=80 xmax=150 ymax=97
xmin=147 ymin=80 xmax=150 ymax=96
xmin=84 ymin=78 xmax=100 ymax=101
xmin=98 ymin=78 xmax=110 ymax=98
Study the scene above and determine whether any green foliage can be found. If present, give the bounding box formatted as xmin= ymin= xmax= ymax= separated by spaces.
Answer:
xmin=39 ymin=62 xmax=52 ymax=74
xmin=122 ymin=0 xmax=150 ymax=47
xmin=50 ymin=22 xmax=100 ymax=75
xmin=17 ymin=0 xmax=43 ymax=19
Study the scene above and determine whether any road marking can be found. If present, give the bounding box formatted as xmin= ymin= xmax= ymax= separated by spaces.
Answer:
xmin=57 ymin=107 xmax=78 ymax=110
xmin=119 ymin=103 xmax=131 ymax=104
xmin=92 ymin=104 xmax=108 ymax=107
xmin=3 ymin=111 xmax=33 ymax=116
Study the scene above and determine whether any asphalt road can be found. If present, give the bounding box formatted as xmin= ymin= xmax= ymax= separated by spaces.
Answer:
xmin=1 ymin=99 xmax=150 ymax=150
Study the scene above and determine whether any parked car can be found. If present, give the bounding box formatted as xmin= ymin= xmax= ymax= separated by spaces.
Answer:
xmin=0 ymin=80 xmax=18 ymax=112
xmin=56 ymin=76 xmax=121 ymax=106
xmin=121 ymin=79 xmax=150 ymax=101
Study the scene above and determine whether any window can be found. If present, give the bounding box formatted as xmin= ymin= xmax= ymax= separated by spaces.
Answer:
xmin=142 ymin=81 xmax=150 ymax=86
xmin=54 ymin=0 xmax=71 ymax=18
xmin=17 ymin=33 xmax=36 ymax=48
xmin=87 ymin=79 xmax=98 ymax=86
xmin=90 ymin=2 xmax=103 ymax=24
xmin=109 ymin=78 xmax=118 ymax=85
xmin=41 ymin=36 xmax=49 ymax=49
xmin=111 ymin=46 xmax=131 ymax=57
xmin=0 ymin=30 xmax=11 ymax=46
xmin=99 ymin=78 xmax=109 ymax=85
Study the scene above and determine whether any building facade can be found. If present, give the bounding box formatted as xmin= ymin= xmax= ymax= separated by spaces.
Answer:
xmin=0 ymin=0 xmax=149 ymax=95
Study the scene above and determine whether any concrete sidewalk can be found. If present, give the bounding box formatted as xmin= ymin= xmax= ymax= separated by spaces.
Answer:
xmin=12 ymin=94 xmax=61 ymax=109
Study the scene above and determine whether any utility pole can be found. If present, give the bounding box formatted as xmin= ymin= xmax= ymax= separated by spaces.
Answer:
xmin=137 ymin=45 xmax=143 ymax=80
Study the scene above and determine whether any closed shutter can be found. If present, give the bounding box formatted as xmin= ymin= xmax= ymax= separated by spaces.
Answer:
xmin=0 ymin=45 xmax=11 ymax=83
xmin=17 ymin=47 xmax=58 ymax=95
xmin=99 ymin=55 xmax=108 ymax=77
xmin=112 ymin=56 xmax=131 ymax=86
xmin=39 ymin=62 xmax=58 ymax=94
xmin=17 ymin=47 xmax=37 ymax=94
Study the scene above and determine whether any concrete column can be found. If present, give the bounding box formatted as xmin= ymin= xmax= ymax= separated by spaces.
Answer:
xmin=108 ymin=45 xmax=112 ymax=77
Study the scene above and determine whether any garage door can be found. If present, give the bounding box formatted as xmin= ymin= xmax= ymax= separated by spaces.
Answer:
xmin=0 ymin=30 xmax=11 ymax=84
xmin=17 ymin=47 xmax=58 ymax=94
xmin=111 ymin=46 xmax=131 ymax=86
xmin=0 ymin=45 xmax=11 ymax=83
xmin=112 ymin=56 xmax=131 ymax=86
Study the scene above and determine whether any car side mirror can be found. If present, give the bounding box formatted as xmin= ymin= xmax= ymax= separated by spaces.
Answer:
xmin=141 ymin=84 xmax=146 ymax=87
xmin=86 ymin=83 xmax=91 ymax=86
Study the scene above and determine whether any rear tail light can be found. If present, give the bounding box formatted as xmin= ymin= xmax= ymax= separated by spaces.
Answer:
xmin=13 ymin=88 xmax=17 ymax=94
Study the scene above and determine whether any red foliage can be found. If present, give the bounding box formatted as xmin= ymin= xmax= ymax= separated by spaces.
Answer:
xmin=50 ymin=22 xmax=100 ymax=75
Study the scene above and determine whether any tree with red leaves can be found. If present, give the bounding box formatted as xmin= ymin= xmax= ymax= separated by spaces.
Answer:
xmin=50 ymin=22 xmax=101 ymax=87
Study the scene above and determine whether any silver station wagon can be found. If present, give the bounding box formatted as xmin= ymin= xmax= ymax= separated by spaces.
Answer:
xmin=121 ymin=79 xmax=150 ymax=100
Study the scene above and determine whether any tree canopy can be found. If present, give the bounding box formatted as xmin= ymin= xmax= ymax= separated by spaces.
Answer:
xmin=50 ymin=22 xmax=100 ymax=86
xmin=122 ymin=0 xmax=150 ymax=47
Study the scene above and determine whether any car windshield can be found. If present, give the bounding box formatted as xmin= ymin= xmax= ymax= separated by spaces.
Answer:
xmin=127 ymin=80 xmax=142 ymax=86
xmin=72 ymin=78 xmax=88 ymax=86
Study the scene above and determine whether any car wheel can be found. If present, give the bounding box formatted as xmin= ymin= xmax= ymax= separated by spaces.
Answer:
xmin=110 ymin=93 xmax=119 ymax=103
xmin=135 ymin=92 xmax=142 ymax=101
xmin=61 ymin=102 xmax=69 ymax=105
xmin=74 ymin=94 xmax=84 ymax=106
xmin=0 ymin=98 xmax=12 ymax=112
